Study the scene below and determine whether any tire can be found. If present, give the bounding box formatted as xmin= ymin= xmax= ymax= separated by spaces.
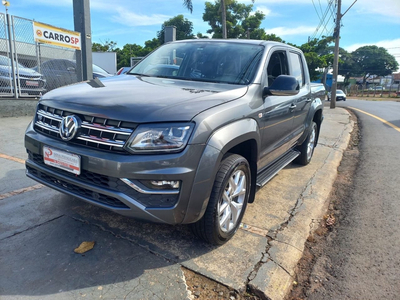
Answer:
xmin=295 ymin=121 xmax=318 ymax=166
xmin=191 ymin=154 xmax=251 ymax=245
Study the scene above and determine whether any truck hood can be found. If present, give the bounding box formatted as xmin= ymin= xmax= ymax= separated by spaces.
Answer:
xmin=40 ymin=75 xmax=248 ymax=123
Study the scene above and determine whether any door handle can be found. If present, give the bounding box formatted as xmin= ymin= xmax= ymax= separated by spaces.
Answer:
xmin=289 ymin=104 xmax=297 ymax=109
xmin=306 ymin=98 xmax=312 ymax=103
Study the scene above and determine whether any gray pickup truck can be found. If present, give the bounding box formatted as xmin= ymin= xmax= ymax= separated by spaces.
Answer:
xmin=25 ymin=40 xmax=324 ymax=245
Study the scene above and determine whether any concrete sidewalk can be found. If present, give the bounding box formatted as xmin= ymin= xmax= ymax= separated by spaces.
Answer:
xmin=0 ymin=104 xmax=353 ymax=300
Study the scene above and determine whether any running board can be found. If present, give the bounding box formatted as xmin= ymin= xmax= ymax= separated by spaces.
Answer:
xmin=256 ymin=149 xmax=300 ymax=187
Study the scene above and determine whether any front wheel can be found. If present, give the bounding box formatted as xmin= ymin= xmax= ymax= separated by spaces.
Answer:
xmin=295 ymin=121 xmax=318 ymax=165
xmin=191 ymin=154 xmax=251 ymax=245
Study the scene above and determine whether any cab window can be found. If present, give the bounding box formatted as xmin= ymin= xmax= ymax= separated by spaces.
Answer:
xmin=289 ymin=52 xmax=305 ymax=87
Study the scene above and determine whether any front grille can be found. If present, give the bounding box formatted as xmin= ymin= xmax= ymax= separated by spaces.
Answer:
xmin=34 ymin=104 xmax=137 ymax=153
xmin=28 ymin=151 xmax=179 ymax=208
xmin=20 ymin=79 xmax=45 ymax=89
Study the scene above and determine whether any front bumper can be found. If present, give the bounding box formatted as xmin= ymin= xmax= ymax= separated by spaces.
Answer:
xmin=25 ymin=122 xmax=207 ymax=224
xmin=0 ymin=76 xmax=46 ymax=95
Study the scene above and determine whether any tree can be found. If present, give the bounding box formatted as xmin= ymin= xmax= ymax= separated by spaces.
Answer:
xmin=337 ymin=48 xmax=354 ymax=86
xmin=203 ymin=0 xmax=264 ymax=39
xmin=157 ymin=15 xmax=195 ymax=44
xmin=339 ymin=45 xmax=399 ymax=84
xmin=263 ymin=33 xmax=284 ymax=43
xmin=92 ymin=40 xmax=117 ymax=52
xmin=116 ymin=43 xmax=151 ymax=70
xmin=182 ymin=0 xmax=193 ymax=13
xmin=144 ymin=38 xmax=161 ymax=51
xmin=295 ymin=37 xmax=335 ymax=83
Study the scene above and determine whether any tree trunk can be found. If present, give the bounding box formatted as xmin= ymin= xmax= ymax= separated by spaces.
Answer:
xmin=221 ymin=0 xmax=227 ymax=39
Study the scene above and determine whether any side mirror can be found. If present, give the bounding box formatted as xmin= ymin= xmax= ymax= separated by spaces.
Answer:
xmin=263 ymin=75 xmax=300 ymax=98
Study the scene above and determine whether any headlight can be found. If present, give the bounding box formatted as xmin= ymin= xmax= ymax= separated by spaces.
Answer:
xmin=126 ymin=123 xmax=194 ymax=153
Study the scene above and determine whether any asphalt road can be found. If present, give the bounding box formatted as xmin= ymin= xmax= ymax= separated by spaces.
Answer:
xmin=307 ymin=99 xmax=400 ymax=299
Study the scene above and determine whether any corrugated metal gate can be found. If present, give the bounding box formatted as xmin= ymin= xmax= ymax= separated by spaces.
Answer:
xmin=0 ymin=13 xmax=78 ymax=98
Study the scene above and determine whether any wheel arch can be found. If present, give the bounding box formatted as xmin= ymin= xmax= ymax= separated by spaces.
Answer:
xmin=182 ymin=118 xmax=260 ymax=223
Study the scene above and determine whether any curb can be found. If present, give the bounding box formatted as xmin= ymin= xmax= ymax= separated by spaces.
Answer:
xmin=249 ymin=108 xmax=354 ymax=299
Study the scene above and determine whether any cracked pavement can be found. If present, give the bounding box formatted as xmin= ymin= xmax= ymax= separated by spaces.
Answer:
xmin=0 ymin=104 xmax=352 ymax=299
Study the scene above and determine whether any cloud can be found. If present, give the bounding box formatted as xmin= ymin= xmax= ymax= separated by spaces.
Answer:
xmin=346 ymin=0 xmax=400 ymax=20
xmin=31 ymin=0 xmax=70 ymax=6
xmin=264 ymin=26 xmax=315 ymax=37
xmin=345 ymin=38 xmax=400 ymax=71
xmin=110 ymin=7 xmax=171 ymax=27
xmin=255 ymin=6 xmax=272 ymax=16
xmin=242 ymin=0 xmax=310 ymax=3
xmin=345 ymin=38 xmax=400 ymax=53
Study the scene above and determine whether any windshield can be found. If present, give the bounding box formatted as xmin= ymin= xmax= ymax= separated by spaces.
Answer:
xmin=129 ymin=41 xmax=264 ymax=85
xmin=92 ymin=64 xmax=108 ymax=74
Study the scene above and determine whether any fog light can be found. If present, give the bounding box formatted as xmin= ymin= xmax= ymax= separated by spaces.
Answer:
xmin=149 ymin=180 xmax=180 ymax=189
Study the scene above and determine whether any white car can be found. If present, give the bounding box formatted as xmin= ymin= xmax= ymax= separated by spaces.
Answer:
xmin=327 ymin=89 xmax=346 ymax=101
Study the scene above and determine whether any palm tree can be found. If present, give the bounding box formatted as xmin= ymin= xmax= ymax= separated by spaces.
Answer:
xmin=221 ymin=0 xmax=227 ymax=39
xmin=182 ymin=0 xmax=193 ymax=13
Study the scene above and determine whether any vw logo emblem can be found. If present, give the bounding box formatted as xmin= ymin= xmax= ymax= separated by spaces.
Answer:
xmin=59 ymin=115 xmax=80 ymax=141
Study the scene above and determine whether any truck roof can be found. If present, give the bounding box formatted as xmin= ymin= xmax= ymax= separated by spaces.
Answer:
xmin=168 ymin=39 xmax=298 ymax=50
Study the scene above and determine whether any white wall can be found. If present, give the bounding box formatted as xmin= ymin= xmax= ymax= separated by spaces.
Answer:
xmin=92 ymin=52 xmax=117 ymax=74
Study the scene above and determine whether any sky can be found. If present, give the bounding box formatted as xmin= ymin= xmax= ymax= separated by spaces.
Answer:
xmin=7 ymin=0 xmax=400 ymax=68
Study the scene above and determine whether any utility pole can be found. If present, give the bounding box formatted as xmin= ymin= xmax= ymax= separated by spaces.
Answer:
xmin=330 ymin=0 xmax=342 ymax=109
xmin=3 ymin=1 xmax=18 ymax=98
xmin=73 ymin=0 xmax=93 ymax=81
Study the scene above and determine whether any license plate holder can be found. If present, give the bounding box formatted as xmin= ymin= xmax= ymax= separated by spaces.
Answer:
xmin=26 ymin=80 xmax=39 ymax=87
xmin=43 ymin=145 xmax=81 ymax=175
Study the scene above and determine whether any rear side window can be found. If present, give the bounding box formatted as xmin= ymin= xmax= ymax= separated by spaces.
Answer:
xmin=289 ymin=52 xmax=305 ymax=87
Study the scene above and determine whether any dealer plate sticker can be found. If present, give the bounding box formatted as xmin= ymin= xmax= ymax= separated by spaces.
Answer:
xmin=26 ymin=80 xmax=39 ymax=87
xmin=43 ymin=145 xmax=81 ymax=175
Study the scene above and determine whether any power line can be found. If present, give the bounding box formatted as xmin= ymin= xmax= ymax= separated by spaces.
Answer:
xmin=310 ymin=0 xmax=335 ymax=40
xmin=312 ymin=0 xmax=322 ymax=21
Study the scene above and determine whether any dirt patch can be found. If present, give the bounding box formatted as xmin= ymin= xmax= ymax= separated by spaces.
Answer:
xmin=182 ymin=267 xmax=260 ymax=300
xmin=285 ymin=109 xmax=360 ymax=300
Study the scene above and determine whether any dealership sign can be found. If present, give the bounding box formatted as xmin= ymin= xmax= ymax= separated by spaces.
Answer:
xmin=33 ymin=22 xmax=81 ymax=50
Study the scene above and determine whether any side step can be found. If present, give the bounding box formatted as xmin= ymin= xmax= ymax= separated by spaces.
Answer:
xmin=256 ymin=149 xmax=300 ymax=187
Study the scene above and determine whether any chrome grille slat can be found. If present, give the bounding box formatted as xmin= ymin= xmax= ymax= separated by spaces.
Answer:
xmin=81 ymin=122 xmax=133 ymax=135
xmin=37 ymin=109 xmax=63 ymax=121
xmin=35 ymin=120 xmax=60 ymax=133
xmin=77 ymin=135 xmax=125 ymax=147
xmin=34 ymin=104 xmax=136 ymax=153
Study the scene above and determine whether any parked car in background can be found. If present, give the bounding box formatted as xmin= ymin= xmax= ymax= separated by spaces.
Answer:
xmin=327 ymin=89 xmax=346 ymax=101
xmin=116 ymin=67 xmax=131 ymax=75
xmin=33 ymin=59 xmax=111 ymax=91
xmin=369 ymin=86 xmax=385 ymax=91
xmin=0 ymin=55 xmax=46 ymax=95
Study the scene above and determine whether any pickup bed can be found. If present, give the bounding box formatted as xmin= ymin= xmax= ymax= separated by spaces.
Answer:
xmin=25 ymin=40 xmax=324 ymax=244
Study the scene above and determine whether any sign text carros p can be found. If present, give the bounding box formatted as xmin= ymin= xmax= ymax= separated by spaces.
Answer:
xmin=33 ymin=22 xmax=81 ymax=50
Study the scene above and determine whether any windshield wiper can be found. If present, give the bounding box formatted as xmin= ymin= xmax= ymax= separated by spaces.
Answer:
xmin=127 ymin=72 xmax=150 ymax=77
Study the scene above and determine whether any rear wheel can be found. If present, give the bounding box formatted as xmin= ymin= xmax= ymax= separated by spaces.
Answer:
xmin=191 ymin=154 xmax=251 ymax=245
xmin=295 ymin=121 xmax=318 ymax=165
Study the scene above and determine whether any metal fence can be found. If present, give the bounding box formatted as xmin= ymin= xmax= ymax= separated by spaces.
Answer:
xmin=0 ymin=13 xmax=78 ymax=98
xmin=346 ymin=83 xmax=400 ymax=98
